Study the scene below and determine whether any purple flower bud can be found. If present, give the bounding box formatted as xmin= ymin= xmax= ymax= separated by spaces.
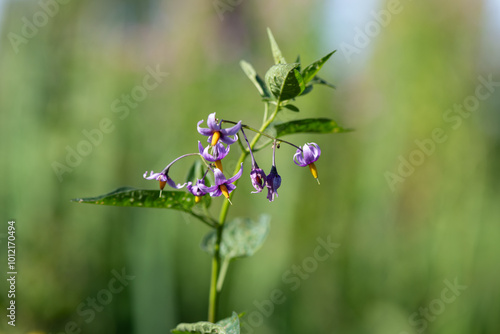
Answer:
xmin=266 ymin=166 xmax=281 ymax=202
xmin=250 ymin=167 xmax=267 ymax=193
xmin=197 ymin=112 xmax=241 ymax=146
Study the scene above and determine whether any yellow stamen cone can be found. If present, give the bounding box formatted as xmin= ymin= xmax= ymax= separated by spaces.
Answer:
xmin=220 ymin=184 xmax=232 ymax=205
xmin=211 ymin=131 xmax=221 ymax=146
xmin=159 ymin=180 xmax=167 ymax=197
xmin=309 ymin=163 xmax=320 ymax=184
xmin=195 ymin=196 xmax=201 ymax=203
xmin=214 ymin=160 xmax=223 ymax=172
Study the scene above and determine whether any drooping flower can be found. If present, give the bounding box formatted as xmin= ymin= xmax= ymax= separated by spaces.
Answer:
xmin=197 ymin=112 xmax=242 ymax=146
xmin=199 ymin=163 xmax=243 ymax=204
xmin=142 ymin=153 xmax=198 ymax=196
xmin=266 ymin=166 xmax=281 ymax=202
xmin=186 ymin=178 xmax=208 ymax=203
xmin=293 ymin=142 xmax=321 ymax=184
xmin=250 ymin=167 xmax=267 ymax=193
xmin=266 ymin=141 xmax=281 ymax=202
xmin=143 ymin=170 xmax=186 ymax=196
xmin=198 ymin=141 xmax=229 ymax=171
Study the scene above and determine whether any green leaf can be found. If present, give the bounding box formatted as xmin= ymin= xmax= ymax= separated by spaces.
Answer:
xmin=72 ymin=187 xmax=214 ymax=226
xmin=301 ymin=50 xmax=336 ymax=84
xmin=274 ymin=118 xmax=352 ymax=137
xmin=216 ymin=312 xmax=240 ymax=334
xmin=239 ymin=60 xmax=270 ymax=98
xmin=201 ymin=215 xmax=270 ymax=260
xmin=283 ymin=104 xmax=300 ymax=112
xmin=294 ymin=54 xmax=301 ymax=72
xmin=267 ymin=28 xmax=286 ymax=64
xmin=265 ymin=63 xmax=305 ymax=101
xmin=171 ymin=312 xmax=240 ymax=334
xmin=171 ymin=321 xmax=224 ymax=334
xmin=299 ymin=85 xmax=314 ymax=96
xmin=309 ymin=75 xmax=336 ymax=89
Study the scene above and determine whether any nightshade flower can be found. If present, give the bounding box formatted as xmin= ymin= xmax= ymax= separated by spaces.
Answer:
xmin=266 ymin=166 xmax=281 ymax=202
xmin=143 ymin=153 xmax=198 ymax=196
xmin=187 ymin=178 xmax=208 ymax=203
xmin=143 ymin=170 xmax=186 ymax=196
xmin=198 ymin=141 xmax=229 ymax=172
xmin=266 ymin=141 xmax=281 ymax=202
xmin=197 ymin=112 xmax=242 ymax=146
xmin=250 ymin=167 xmax=267 ymax=194
xmin=293 ymin=142 xmax=321 ymax=184
xmin=199 ymin=163 xmax=243 ymax=204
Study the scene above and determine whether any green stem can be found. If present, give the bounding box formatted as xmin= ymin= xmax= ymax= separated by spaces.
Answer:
xmin=207 ymin=101 xmax=280 ymax=322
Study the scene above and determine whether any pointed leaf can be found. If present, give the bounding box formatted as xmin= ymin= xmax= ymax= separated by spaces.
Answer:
xmin=309 ymin=76 xmax=336 ymax=89
xmin=267 ymin=28 xmax=286 ymax=64
xmin=239 ymin=60 xmax=270 ymax=98
xmin=294 ymin=54 xmax=301 ymax=72
xmin=73 ymin=187 xmax=197 ymax=210
xmin=283 ymin=104 xmax=300 ymax=112
xmin=216 ymin=312 xmax=240 ymax=334
xmin=265 ymin=63 xmax=305 ymax=101
xmin=274 ymin=118 xmax=352 ymax=137
xmin=201 ymin=215 xmax=270 ymax=260
xmin=301 ymin=50 xmax=336 ymax=84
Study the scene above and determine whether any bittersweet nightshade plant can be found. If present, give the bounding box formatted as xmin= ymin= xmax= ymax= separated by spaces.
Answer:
xmin=73 ymin=28 xmax=351 ymax=333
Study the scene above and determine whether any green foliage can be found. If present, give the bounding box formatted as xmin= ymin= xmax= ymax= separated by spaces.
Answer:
xmin=72 ymin=187 xmax=215 ymax=226
xmin=267 ymin=28 xmax=286 ymax=64
xmin=239 ymin=60 xmax=270 ymax=98
xmin=308 ymin=76 xmax=336 ymax=89
xmin=274 ymin=118 xmax=352 ymax=137
xmin=301 ymin=50 xmax=336 ymax=84
xmin=172 ymin=312 xmax=240 ymax=334
xmin=265 ymin=63 xmax=305 ymax=101
xmin=171 ymin=321 xmax=222 ymax=334
xmin=214 ymin=312 xmax=240 ymax=334
xmin=201 ymin=215 xmax=270 ymax=260
xmin=283 ymin=104 xmax=300 ymax=112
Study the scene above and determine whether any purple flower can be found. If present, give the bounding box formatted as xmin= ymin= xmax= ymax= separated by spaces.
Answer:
xmin=143 ymin=170 xmax=186 ymax=197
xmin=266 ymin=166 xmax=281 ymax=202
xmin=200 ymin=163 xmax=243 ymax=203
xmin=198 ymin=141 xmax=229 ymax=171
xmin=266 ymin=141 xmax=281 ymax=202
xmin=197 ymin=112 xmax=242 ymax=146
xmin=186 ymin=179 xmax=208 ymax=197
xmin=293 ymin=142 xmax=321 ymax=166
xmin=187 ymin=178 xmax=208 ymax=203
xmin=250 ymin=167 xmax=267 ymax=193
xmin=293 ymin=142 xmax=321 ymax=183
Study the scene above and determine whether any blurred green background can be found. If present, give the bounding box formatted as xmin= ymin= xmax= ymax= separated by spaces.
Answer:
xmin=1 ymin=0 xmax=500 ymax=333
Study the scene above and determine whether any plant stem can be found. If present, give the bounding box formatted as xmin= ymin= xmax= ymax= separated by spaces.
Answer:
xmin=207 ymin=101 xmax=280 ymax=322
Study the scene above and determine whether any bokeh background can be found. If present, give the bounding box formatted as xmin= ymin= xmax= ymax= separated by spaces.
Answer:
xmin=1 ymin=0 xmax=500 ymax=333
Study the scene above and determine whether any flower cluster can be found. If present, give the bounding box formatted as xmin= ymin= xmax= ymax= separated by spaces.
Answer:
xmin=144 ymin=112 xmax=322 ymax=203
